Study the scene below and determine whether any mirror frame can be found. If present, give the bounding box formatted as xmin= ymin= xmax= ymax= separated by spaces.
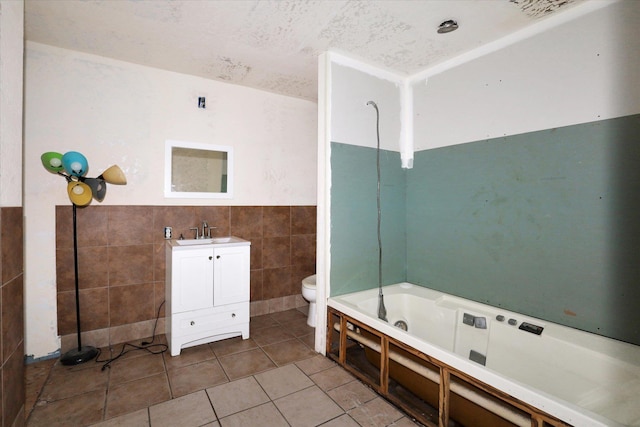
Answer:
xmin=164 ymin=139 xmax=234 ymax=199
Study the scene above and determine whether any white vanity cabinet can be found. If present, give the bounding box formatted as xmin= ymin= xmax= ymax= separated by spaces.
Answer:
xmin=166 ymin=237 xmax=250 ymax=356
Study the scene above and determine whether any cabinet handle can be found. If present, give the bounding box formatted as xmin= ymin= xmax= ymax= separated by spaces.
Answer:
xmin=209 ymin=256 xmax=213 ymax=260
xmin=190 ymin=321 xmax=195 ymax=326
xmin=216 ymin=255 xmax=221 ymax=259
xmin=231 ymin=313 xmax=236 ymax=318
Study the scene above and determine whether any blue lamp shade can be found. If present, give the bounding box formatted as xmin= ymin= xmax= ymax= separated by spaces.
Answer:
xmin=41 ymin=152 xmax=64 ymax=173
xmin=67 ymin=181 xmax=92 ymax=206
xmin=62 ymin=151 xmax=89 ymax=177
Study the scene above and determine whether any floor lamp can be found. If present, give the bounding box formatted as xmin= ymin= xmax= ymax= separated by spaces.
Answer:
xmin=41 ymin=151 xmax=127 ymax=366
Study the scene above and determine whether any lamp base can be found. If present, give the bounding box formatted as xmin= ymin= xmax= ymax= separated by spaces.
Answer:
xmin=60 ymin=346 xmax=99 ymax=366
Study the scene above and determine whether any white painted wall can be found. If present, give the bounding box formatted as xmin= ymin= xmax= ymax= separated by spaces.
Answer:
xmin=413 ymin=0 xmax=640 ymax=150
xmin=0 ymin=0 xmax=24 ymax=207
xmin=24 ymin=42 xmax=317 ymax=358
xmin=330 ymin=62 xmax=401 ymax=152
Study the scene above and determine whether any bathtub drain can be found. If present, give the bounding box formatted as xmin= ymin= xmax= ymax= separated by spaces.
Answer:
xmin=394 ymin=320 xmax=408 ymax=331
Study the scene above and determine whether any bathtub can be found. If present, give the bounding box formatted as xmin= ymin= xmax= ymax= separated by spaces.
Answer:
xmin=328 ymin=283 xmax=640 ymax=427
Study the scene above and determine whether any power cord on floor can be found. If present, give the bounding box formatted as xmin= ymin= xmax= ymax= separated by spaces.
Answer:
xmin=96 ymin=300 xmax=168 ymax=371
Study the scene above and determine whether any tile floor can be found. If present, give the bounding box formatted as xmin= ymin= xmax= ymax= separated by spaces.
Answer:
xmin=26 ymin=308 xmax=421 ymax=427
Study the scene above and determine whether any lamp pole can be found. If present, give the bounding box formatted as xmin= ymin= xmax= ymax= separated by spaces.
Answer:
xmin=60 ymin=204 xmax=98 ymax=365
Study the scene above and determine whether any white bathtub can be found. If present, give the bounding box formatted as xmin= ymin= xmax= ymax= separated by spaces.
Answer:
xmin=328 ymin=283 xmax=640 ymax=427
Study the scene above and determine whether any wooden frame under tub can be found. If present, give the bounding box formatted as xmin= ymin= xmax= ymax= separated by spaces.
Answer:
xmin=327 ymin=307 xmax=571 ymax=427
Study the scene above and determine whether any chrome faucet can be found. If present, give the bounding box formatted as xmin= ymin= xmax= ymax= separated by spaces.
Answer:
xmin=200 ymin=221 xmax=208 ymax=239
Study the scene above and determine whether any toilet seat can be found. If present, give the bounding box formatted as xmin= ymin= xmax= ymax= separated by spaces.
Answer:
xmin=302 ymin=275 xmax=316 ymax=289
xmin=301 ymin=274 xmax=317 ymax=328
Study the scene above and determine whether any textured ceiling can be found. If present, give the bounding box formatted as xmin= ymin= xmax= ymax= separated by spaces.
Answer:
xmin=24 ymin=0 xmax=580 ymax=101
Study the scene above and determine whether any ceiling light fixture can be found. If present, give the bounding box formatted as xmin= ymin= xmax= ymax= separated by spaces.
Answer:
xmin=437 ymin=19 xmax=459 ymax=34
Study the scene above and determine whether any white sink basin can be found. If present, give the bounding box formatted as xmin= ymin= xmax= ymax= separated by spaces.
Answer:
xmin=176 ymin=237 xmax=234 ymax=245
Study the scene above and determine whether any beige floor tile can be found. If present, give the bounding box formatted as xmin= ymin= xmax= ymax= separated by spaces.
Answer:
xmin=27 ymin=389 xmax=105 ymax=427
xmin=38 ymin=363 xmax=108 ymax=402
xmin=164 ymin=344 xmax=216 ymax=370
xmin=249 ymin=314 xmax=279 ymax=331
xmin=167 ymin=360 xmax=228 ymax=398
xmin=327 ymin=380 xmax=377 ymax=411
xmin=217 ymin=348 xmax=276 ymax=380
xmin=149 ymin=390 xmax=216 ymax=427
xmin=274 ymin=386 xmax=344 ymax=427
xmin=25 ymin=358 xmax=57 ymax=417
xmin=295 ymin=354 xmax=336 ymax=376
xmin=320 ymin=414 xmax=361 ymax=427
xmin=206 ymin=376 xmax=269 ymax=418
xmin=105 ymin=373 xmax=171 ymax=419
xmin=347 ymin=397 xmax=404 ymax=427
xmin=218 ymin=402 xmax=288 ymax=427
xmin=299 ymin=332 xmax=315 ymax=349
xmin=254 ymin=364 xmax=313 ymax=400
xmin=89 ymin=408 xmax=149 ymax=426
xmin=105 ymin=338 xmax=167 ymax=364
xmin=250 ymin=326 xmax=295 ymax=346
xmin=261 ymin=338 xmax=317 ymax=366
xmin=209 ymin=336 xmax=258 ymax=358
xmin=109 ymin=352 xmax=165 ymax=386
xmin=268 ymin=309 xmax=307 ymax=324
xmin=287 ymin=321 xmax=315 ymax=338
xmin=310 ymin=366 xmax=356 ymax=391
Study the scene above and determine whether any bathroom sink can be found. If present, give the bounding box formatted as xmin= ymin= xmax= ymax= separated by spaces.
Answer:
xmin=211 ymin=236 xmax=234 ymax=243
xmin=176 ymin=237 xmax=235 ymax=245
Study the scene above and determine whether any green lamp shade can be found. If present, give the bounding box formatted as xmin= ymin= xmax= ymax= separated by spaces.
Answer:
xmin=67 ymin=181 xmax=92 ymax=206
xmin=62 ymin=151 xmax=89 ymax=177
xmin=41 ymin=152 xmax=64 ymax=173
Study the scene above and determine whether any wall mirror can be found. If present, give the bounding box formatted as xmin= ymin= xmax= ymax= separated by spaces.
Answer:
xmin=164 ymin=140 xmax=233 ymax=198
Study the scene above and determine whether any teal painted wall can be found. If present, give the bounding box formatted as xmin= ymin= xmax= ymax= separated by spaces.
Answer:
xmin=407 ymin=114 xmax=640 ymax=345
xmin=330 ymin=142 xmax=406 ymax=296
xmin=330 ymin=115 xmax=640 ymax=345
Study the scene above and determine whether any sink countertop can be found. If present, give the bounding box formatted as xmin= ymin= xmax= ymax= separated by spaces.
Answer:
xmin=167 ymin=236 xmax=250 ymax=249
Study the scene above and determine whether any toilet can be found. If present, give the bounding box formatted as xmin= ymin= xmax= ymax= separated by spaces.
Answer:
xmin=301 ymin=274 xmax=317 ymax=327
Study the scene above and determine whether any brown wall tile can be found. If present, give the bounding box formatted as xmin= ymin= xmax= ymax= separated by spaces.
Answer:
xmin=250 ymin=269 xmax=263 ymax=301
xmin=249 ymin=237 xmax=262 ymax=270
xmin=263 ymin=206 xmax=290 ymax=237
xmin=263 ymin=267 xmax=291 ymax=299
xmin=154 ymin=281 xmax=166 ymax=318
xmin=152 ymin=206 xmax=197 ymax=243
xmin=109 ymin=206 xmax=154 ymax=246
xmin=55 ymin=204 xmax=316 ymax=345
xmin=2 ymin=342 xmax=25 ymax=427
xmin=230 ymin=206 xmax=263 ymax=239
xmin=1 ymin=206 xmax=23 ymax=283
xmin=56 ymin=205 xmax=109 ymax=249
xmin=291 ymin=234 xmax=316 ymax=266
xmin=193 ymin=206 xmax=230 ymax=237
xmin=262 ymin=236 xmax=290 ymax=269
xmin=153 ymin=243 xmax=166 ymax=282
xmin=56 ymin=246 xmax=109 ymax=292
xmin=291 ymin=206 xmax=316 ymax=235
xmin=107 ymin=244 xmax=153 ymax=286
xmin=109 ymin=283 xmax=155 ymax=326
xmin=1 ymin=276 xmax=23 ymax=362
xmin=57 ymin=288 xmax=109 ymax=335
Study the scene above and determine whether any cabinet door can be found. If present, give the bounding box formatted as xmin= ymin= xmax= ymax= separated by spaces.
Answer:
xmin=213 ymin=246 xmax=250 ymax=306
xmin=172 ymin=248 xmax=214 ymax=312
